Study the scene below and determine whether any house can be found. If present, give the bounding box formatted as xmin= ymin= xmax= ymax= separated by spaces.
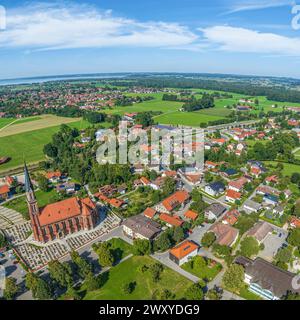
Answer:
xmin=156 ymin=190 xmax=190 ymax=213
xmin=273 ymin=205 xmax=284 ymax=216
xmin=143 ymin=207 xmax=157 ymax=219
xmin=228 ymin=177 xmax=248 ymax=193
xmin=122 ymin=215 xmax=161 ymax=240
xmin=235 ymin=256 xmax=300 ymax=300
xmin=184 ymin=210 xmax=199 ymax=221
xmin=205 ymin=161 xmax=218 ymax=170
xmin=159 ymin=213 xmax=184 ymax=227
xmin=265 ymin=175 xmax=279 ymax=185
xmin=204 ymin=203 xmax=227 ymax=221
xmin=290 ymin=216 xmax=300 ymax=229
xmin=162 ymin=171 xmax=177 ymax=179
xmin=46 ymin=171 xmax=62 ymax=183
xmin=140 ymin=176 xmax=151 ymax=187
xmin=169 ymin=241 xmax=199 ymax=266
xmin=263 ymin=194 xmax=279 ymax=206
xmin=0 ymin=185 xmax=10 ymax=201
xmin=5 ymin=176 xmax=16 ymax=187
xmin=209 ymin=223 xmax=239 ymax=247
xmin=222 ymin=209 xmax=240 ymax=226
xmin=205 ymin=181 xmax=225 ymax=197
xmin=108 ymin=198 xmax=125 ymax=209
xmin=256 ymin=185 xmax=280 ymax=197
xmin=243 ymin=199 xmax=262 ymax=213
xmin=225 ymin=189 xmax=242 ymax=203
xmin=211 ymin=138 xmax=226 ymax=146
xmin=246 ymin=221 xmax=273 ymax=244
xmin=222 ymin=168 xmax=238 ymax=178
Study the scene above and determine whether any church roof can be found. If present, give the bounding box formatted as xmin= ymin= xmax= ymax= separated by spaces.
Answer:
xmin=38 ymin=197 xmax=95 ymax=226
xmin=24 ymin=162 xmax=33 ymax=193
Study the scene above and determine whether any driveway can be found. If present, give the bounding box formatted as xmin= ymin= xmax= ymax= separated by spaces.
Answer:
xmin=258 ymin=231 xmax=287 ymax=262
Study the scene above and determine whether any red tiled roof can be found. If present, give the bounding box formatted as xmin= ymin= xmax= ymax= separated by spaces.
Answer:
xmin=184 ymin=210 xmax=199 ymax=221
xmin=226 ymin=189 xmax=242 ymax=200
xmin=0 ymin=185 xmax=9 ymax=195
xmin=169 ymin=240 xmax=199 ymax=259
xmin=45 ymin=171 xmax=62 ymax=179
xmin=222 ymin=209 xmax=240 ymax=226
xmin=228 ymin=177 xmax=248 ymax=190
xmin=140 ymin=177 xmax=151 ymax=185
xmin=143 ymin=207 xmax=156 ymax=219
xmin=162 ymin=190 xmax=189 ymax=212
xmin=159 ymin=213 xmax=183 ymax=227
xmin=108 ymin=198 xmax=124 ymax=208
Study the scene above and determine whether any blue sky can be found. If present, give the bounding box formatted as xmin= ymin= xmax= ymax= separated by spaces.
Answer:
xmin=0 ymin=0 xmax=299 ymax=79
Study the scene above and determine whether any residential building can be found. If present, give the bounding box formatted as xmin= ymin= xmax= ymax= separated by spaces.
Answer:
xmin=204 ymin=203 xmax=227 ymax=220
xmin=205 ymin=181 xmax=225 ymax=197
xmin=155 ymin=190 xmax=190 ymax=213
xmin=159 ymin=213 xmax=184 ymax=227
xmin=222 ymin=209 xmax=240 ymax=226
xmin=225 ymin=189 xmax=242 ymax=203
xmin=184 ymin=210 xmax=199 ymax=221
xmin=235 ymin=256 xmax=300 ymax=300
xmin=0 ymin=185 xmax=9 ymax=201
xmin=169 ymin=241 xmax=199 ymax=266
xmin=143 ymin=207 xmax=157 ymax=219
xmin=209 ymin=223 xmax=239 ymax=247
xmin=243 ymin=199 xmax=262 ymax=213
xmin=122 ymin=215 xmax=161 ymax=240
xmin=246 ymin=221 xmax=273 ymax=244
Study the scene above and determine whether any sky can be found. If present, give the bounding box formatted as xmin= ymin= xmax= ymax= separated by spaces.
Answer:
xmin=0 ymin=0 xmax=300 ymax=79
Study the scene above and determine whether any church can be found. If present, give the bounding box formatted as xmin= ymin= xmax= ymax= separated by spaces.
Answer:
xmin=24 ymin=164 xmax=99 ymax=243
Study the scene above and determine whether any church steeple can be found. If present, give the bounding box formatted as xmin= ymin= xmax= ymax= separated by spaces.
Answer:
xmin=24 ymin=163 xmax=42 ymax=241
xmin=24 ymin=162 xmax=33 ymax=193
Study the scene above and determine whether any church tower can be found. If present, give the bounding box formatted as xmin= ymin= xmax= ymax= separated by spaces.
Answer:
xmin=24 ymin=163 xmax=43 ymax=242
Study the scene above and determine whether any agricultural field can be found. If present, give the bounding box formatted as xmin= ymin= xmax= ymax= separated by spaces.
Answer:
xmin=0 ymin=114 xmax=82 ymax=137
xmin=83 ymin=256 xmax=192 ymax=300
xmin=0 ymin=118 xmax=92 ymax=172
xmin=0 ymin=118 xmax=15 ymax=129
xmin=264 ymin=161 xmax=300 ymax=177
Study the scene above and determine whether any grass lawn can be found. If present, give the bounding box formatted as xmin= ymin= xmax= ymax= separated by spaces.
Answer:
xmin=4 ymin=188 xmax=62 ymax=219
xmin=264 ymin=161 xmax=300 ymax=177
xmin=106 ymin=238 xmax=133 ymax=261
xmin=83 ymin=255 xmax=192 ymax=300
xmin=294 ymin=150 xmax=300 ymax=159
xmin=181 ymin=256 xmax=222 ymax=281
xmin=0 ymin=119 xmax=91 ymax=172
xmin=239 ymin=287 xmax=262 ymax=300
xmin=0 ymin=118 xmax=15 ymax=129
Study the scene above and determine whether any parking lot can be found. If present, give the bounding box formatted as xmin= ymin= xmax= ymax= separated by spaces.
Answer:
xmin=258 ymin=231 xmax=287 ymax=262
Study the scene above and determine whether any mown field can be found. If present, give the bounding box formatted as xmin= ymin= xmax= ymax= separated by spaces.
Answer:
xmin=0 ymin=115 xmax=82 ymax=137
xmin=83 ymin=256 xmax=192 ymax=300
xmin=0 ymin=119 xmax=92 ymax=172
xmin=264 ymin=161 xmax=300 ymax=176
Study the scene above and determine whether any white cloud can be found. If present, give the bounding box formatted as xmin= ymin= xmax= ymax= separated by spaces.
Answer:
xmin=0 ymin=3 xmax=198 ymax=50
xmin=225 ymin=0 xmax=294 ymax=14
xmin=200 ymin=25 xmax=300 ymax=56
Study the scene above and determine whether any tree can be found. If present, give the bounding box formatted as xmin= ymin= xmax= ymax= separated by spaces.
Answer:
xmin=193 ymin=256 xmax=207 ymax=269
xmin=173 ymin=227 xmax=185 ymax=244
xmin=154 ymin=232 xmax=172 ymax=252
xmin=162 ymin=177 xmax=176 ymax=197
xmin=184 ymin=283 xmax=204 ymax=300
xmin=201 ymin=232 xmax=216 ymax=248
xmin=3 ymin=277 xmax=20 ymax=300
xmin=239 ymin=237 xmax=260 ymax=258
xmin=291 ymin=173 xmax=300 ymax=185
xmin=149 ymin=263 xmax=164 ymax=283
xmin=93 ymin=242 xmax=114 ymax=267
xmin=48 ymin=260 xmax=73 ymax=289
xmin=212 ymin=244 xmax=232 ymax=258
xmin=206 ymin=288 xmax=222 ymax=300
xmin=84 ymin=272 xmax=102 ymax=292
xmin=275 ymin=248 xmax=292 ymax=264
xmin=122 ymin=282 xmax=136 ymax=295
xmin=70 ymin=250 xmax=92 ymax=279
xmin=64 ymin=287 xmax=81 ymax=300
xmin=222 ymin=264 xmax=245 ymax=292
xmin=288 ymin=228 xmax=300 ymax=247
xmin=152 ymin=289 xmax=175 ymax=300
xmin=133 ymin=239 xmax=151 ymax=256
xmin=36 ymin=174 xmax=49 ymax=192
xmin=25 ymin=273 xmax=52 ymax=300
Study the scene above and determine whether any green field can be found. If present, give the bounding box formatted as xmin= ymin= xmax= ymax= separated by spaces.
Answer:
xmin=0 ymin=118 xmax=15 ymax=129
xmin=4 ymin=189 xmax=59 ymax=219
xmin=182 ymin=257 xmax=222 ymax=281
xmin=295 ymin=150 xmax=300 ymax=159
xmin=264 ymin=161 xmax=300 ymax=177
xmin=83 ymin=256 xmax=192 ymax=300
xmin=0 ymin=119 xmax=91 ymax=171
